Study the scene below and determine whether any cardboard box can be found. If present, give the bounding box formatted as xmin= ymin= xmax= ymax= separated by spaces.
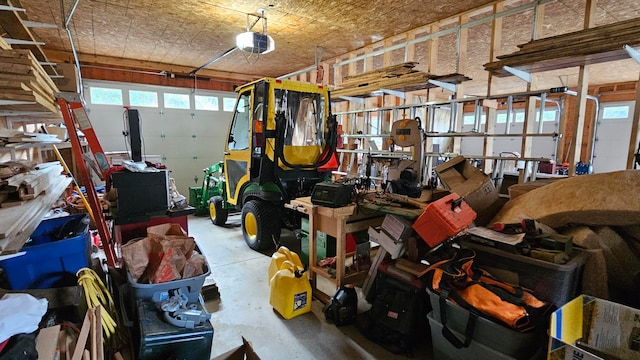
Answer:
xmin=434 ymin=156 xmax=500 ymax=226
xmin=548 ymin=295 xmax=640 ymax=360
xmin=368 ymin=226 xmax=406 ymax=259
xmin=381 ymin=214 xmax=413 ymax=240
xmin=53 ymin=63 xmax=79 ymax=92
xmin=212 ymin=337 xmax=261 ymax=360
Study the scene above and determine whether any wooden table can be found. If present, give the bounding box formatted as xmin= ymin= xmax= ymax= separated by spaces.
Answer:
xmin=287 ymin=197 xmax=384 ymax=302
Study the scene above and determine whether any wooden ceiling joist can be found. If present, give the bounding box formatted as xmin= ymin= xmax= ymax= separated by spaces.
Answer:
xmin=44 ymin=49 xmax=257 ymax=84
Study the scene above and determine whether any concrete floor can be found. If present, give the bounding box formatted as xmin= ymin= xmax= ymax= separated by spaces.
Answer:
xmin=190 ymin=214 xmax=434 ymax=360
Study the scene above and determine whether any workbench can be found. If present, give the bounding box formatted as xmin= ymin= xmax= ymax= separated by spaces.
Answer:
xmin=288 ymin=197 xmax=385 ymax=303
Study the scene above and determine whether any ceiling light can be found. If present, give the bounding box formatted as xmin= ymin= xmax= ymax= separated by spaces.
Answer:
xmin=236 ymin=32 xmax=275 ymax=54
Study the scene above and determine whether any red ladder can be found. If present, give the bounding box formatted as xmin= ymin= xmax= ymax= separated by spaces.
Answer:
xmin=56 ymin=93 xmax=118 ymax=267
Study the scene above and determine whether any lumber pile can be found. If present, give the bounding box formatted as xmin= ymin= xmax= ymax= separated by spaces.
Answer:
xmin=333 ymin=62 xmax=471 ymax=98
xmin=0 ymin=161 xmax=63 ymax=207
xmin=0 ymin=44 xmax=60 ymax=114
xmin=0 ymin=170 xmax=70 ymax=254
xmin=484 ymin=18 xmax=640 ymax=76
xmin=0 ymin=128 xmax=61 ymax=147
xmin=33 ymin=306 xmax=114 ymax=360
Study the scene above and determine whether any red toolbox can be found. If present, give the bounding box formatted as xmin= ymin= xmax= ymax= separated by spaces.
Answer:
xmin=412 ymin=193 xmax=476 ymax=247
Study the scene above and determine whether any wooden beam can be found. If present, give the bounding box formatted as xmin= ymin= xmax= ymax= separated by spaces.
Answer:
xmin=568 ymin=0 xmax=597 ymax=176
xmin=427 ymin=24 xmax=439 ymax=76
xmin=516 ymin=4 xmax=544 ymax=182
xmin=452 ymin=15 xmax=469 ymax=155
xmin=383 ymin=39 xmax=393 ymax=68
xmin=627 ymin=76 xmax=640 ymax=169
xmin=79 ymin=66 xmax=239 ymax=92
xmin=406 ymin=32 xmax=416 ymax=63
xmin=363 ymin=45 xmax=374 ymax=73
xmin=483 ymin=2 xmax=504 ymax=173
xmin=334 ymin=58 xmax=343 ymax=87
xmin=347 ymin=53 xmax=357 ymax=80
xmin=43 ymin=49 xmax=256 ymax=82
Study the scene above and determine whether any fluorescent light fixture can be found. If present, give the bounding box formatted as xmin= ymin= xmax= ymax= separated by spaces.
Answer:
xmin=236 ymin=32 xmax=275 ymax=54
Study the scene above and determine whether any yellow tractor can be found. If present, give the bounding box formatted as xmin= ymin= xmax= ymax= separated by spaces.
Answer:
xmin=215 ymin=78 xmax=337 ymax=250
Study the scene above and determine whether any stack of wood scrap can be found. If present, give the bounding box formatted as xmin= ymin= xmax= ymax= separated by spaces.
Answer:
xmin=491 ymin=170 xmax=640 ymax=308
xmin=37 ymin=307 xmax=114 ymax=360
xmin=0 ymin=161 xmax=63 ymax=207
xmin=484 ymin=17 xmax=640 ymax=76
xmin=333 ymin=62 xmax=471 ymax=98
xmin=0 ymin=166 xmax=70 ymax=254
xmin=0 ymin=37 xmax=60 ymax=114
xmin=0 ymin=129 xmax=61 ymax=147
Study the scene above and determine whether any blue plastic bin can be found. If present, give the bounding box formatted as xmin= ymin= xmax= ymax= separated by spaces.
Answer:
xmin=0 ymin=214 xmax=91 ymax=290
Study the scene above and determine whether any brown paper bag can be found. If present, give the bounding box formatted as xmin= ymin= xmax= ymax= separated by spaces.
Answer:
xmin=183 ymin=251 xmax=207 ymax=278
xmin=121 ymin=237 xmax=152 ymax=282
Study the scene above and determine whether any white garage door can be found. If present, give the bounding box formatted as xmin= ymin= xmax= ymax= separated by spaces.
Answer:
xmin=592 ymin=102 xmax=635 ymax=173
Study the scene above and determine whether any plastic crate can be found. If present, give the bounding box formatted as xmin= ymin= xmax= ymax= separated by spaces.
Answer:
xmin=413 ymin=193 xmax=476 ymax=247
xmin=427 ymin=288 xmax=543 ymax=359
xmin=428 ymin=313 xmax=521 ymax=360
xmin=0 ymin=214 xmax=90 ymax=290
xmin=461 ymin=240 xmax=588 ymax=307
xmin=126 ymin=245 xmax=210 ymax=303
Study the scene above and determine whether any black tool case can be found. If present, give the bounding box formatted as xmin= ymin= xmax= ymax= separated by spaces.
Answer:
xmin=136 ymin=299 xmax=214 ymax=360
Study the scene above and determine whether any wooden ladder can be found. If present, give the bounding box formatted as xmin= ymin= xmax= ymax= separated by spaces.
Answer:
xmin=56 ymin=93 xmax=117 ymax=267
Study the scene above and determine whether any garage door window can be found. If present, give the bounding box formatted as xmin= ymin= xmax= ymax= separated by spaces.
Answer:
xmin=90 ymin=87 xmax=123 ymax=106
xmin=130 ymin=90 xmax=158 ymax=107
xmin=602 ymin=106 xmax=629 ymax=119
xmin=164 ymin=93 xmax=190 ymax=109
xmin=195 ymin=95 xmax=219 ymax=111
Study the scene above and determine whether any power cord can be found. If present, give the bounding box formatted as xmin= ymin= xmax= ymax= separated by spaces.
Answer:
xmin=76 ymin=268 xmax=119 ymax=341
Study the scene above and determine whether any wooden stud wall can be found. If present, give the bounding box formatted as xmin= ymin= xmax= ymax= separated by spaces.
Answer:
xmin=282 ymin=0 xmax=640 ymax=173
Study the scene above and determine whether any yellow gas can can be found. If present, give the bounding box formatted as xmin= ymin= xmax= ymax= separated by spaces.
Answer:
xmin=269 ymin=260 xmax=312 ymax=319
xmin=268 ymin=246 xmax=303 ymax=283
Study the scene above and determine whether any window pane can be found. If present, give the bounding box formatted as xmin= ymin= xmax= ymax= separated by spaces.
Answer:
xmin=463 ymin=115 xmax=475 ymax=125
xmin=223 ymin=97 xmax=237 ymax=112
xmin=496 ymin=113 xmax=507 ymax=124
xmin=195 ymin=95 xmax=219 ymax=111
xmin=164 ymin=93 xmax=190 ymax=109
xmin=542 ymin=110 xmax=556 ymax=122
xmin=602 ymin=106 xmax=629 ymax=119
xmin=228 ymin=92 xmax=250 ymax=150
xmin=514 ymin=112 xmax=525 ymax=122
xmin=90 ymin=87 xmax=122 ymax=105
xmin=129 ymin=90 xmax=158 ymax=107
xmin=463 ymin=114 xmax=485 ymax=125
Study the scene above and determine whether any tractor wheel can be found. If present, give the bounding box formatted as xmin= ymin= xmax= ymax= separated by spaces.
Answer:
xmin=209 ymin=196 xmax=228 ymax=226
xmin=241 ymin=200 xmax=280 ymax=250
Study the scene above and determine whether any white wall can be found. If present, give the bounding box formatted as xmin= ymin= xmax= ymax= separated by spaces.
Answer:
xmin=83 ymin=80 xmax=236 ymax=198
